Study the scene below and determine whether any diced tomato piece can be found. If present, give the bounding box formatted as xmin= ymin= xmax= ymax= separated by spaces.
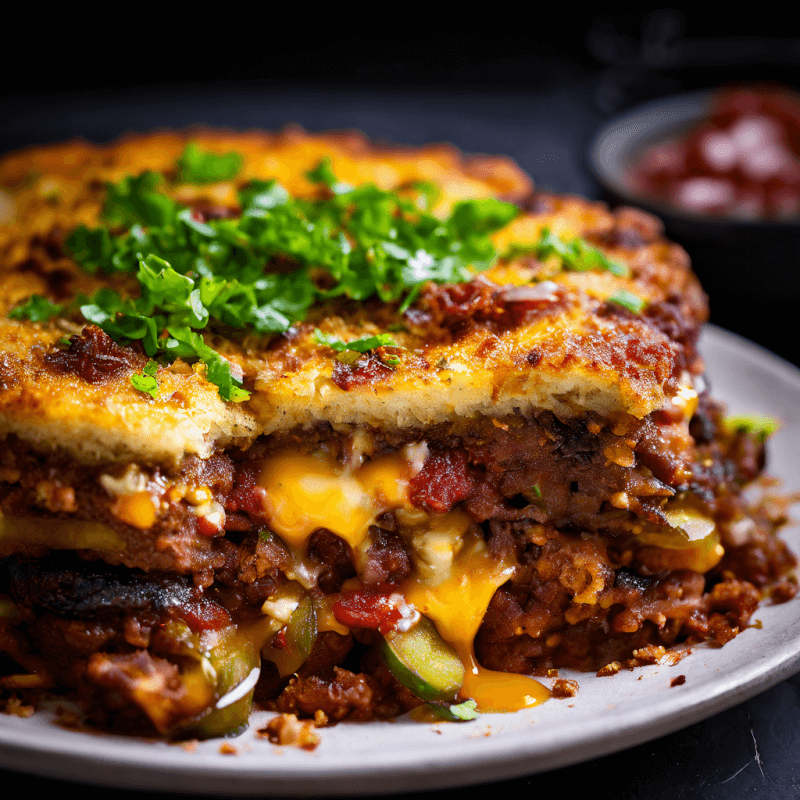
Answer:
xmin=333 ymin=584 xmax=403 ymax=634
xmin=197 ymin=516 xmax=223 ymax=538
xmin=225 ymin=465 xmax=267 ymax=516
xmin=409 ymin=448 xmax=474 ymax=513
xmin=178 ymin=599 xmax=231 ymax=632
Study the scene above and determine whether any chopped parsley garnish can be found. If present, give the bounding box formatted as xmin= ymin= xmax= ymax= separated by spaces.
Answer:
xmin=103 ymin=171 xmax=175 ymax=228
xmin=77 ymin=254 xmax=250 ymax=401
xmin=16 ymin=153 xmax=643 ymax=402
xmin=130 ymin=359 xmax=159 ymax=399
xmin=305 ymin=156 xmax=352 ymax=194
xmin=313 ymin=330 xmax=401 ymax=367
xmin=176 ymin=142 xmax=243 ymax=184
xmin=405 ymin=180 xmax=440 ymax=211
xmin=607 ymin=290 xmax=646 ymax=314
xmin=724 ymin=413 xmax=779 ymax=442
xmin=504 ymin=228 xmax=628 ymax=277
xmin=8 ymin=158 xmax=515 ymax=400
xmin=9 ymin=295 xmax=64 ymax=322
xmin=313 ymin=330 xmax=398 ymax=353
xmin=428 ymin=699 xmax=479 ymax=722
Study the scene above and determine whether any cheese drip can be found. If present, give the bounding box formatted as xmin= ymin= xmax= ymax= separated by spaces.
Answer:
xmin=258 ymin=448 xmax=419 ymax=549
xmin=405 ymin=523 xmax=549 ymax=712
xmin=257 ymin=446 xmax=547 ymax=712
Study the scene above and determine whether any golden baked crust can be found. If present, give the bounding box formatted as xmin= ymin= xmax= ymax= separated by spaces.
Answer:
xmin=0 ymin=129 xmax=707 ymax=466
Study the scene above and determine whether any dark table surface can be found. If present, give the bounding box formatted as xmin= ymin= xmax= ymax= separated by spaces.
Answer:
xmin=1 ymin=66 xmax=799 ymax=799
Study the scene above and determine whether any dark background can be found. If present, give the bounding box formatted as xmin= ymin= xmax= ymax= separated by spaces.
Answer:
xmin=2 ymin=10 xmax=799 ymax=799
xmin=3 ymin=11 xmax=796 ymax=361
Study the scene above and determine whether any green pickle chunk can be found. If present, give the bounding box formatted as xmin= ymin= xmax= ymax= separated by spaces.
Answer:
xmin=266 ymin=595 xmax=318 ymax=678
xmin=379 ymin=614 xmax=464 ymax=702
xmin=190 ymin=631 xmax=261 ymax=738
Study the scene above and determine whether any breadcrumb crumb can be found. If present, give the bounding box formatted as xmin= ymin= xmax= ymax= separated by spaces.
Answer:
xmin=551 ymin=679 xmax=579 ymax=698
xmin=257 ymin=713 xmax=320 ymax=751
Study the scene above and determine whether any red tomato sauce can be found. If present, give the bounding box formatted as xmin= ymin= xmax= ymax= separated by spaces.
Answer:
xmin=627 ymin=84 xmax=800 ymax=220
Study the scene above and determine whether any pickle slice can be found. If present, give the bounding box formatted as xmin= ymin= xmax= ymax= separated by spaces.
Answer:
xmin=186 ymin=616 xmax=276 ymax=739
xmin=379 ymin=614 xmax=464 ymax=702
xmin=192 ymin=632 xmax=261 ymax=738
xmin=264 ymin=595 xmax=318 ymax=677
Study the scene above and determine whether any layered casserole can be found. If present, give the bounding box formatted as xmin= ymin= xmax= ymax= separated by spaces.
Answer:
xmin=0 ymin=130 xmax=795 ymax=736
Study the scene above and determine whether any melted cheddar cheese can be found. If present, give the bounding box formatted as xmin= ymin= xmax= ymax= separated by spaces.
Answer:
xmin=257 ymin=447 xmax=419 ymax=550
xmin=405 ymin=527 xmax=548 ymax=711
xmin=255 ymin=446 xmax=548 ymax=712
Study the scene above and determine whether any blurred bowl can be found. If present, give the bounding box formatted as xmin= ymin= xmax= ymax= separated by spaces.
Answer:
xmin=587 ymin=90 xmax=800 ymax=312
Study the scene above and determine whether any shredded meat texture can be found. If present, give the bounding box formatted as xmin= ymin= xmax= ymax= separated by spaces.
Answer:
xmin=416 ymin=277 xmax=566 ymax=334
xmin=85 ymin=651 xmax=194 ymax=735
xmin=474 ymin=519 xmax=793 ymax=675
xmin=0 ymin=405 xmax=699 ymax=576
xmin=43 ymin=325 xmax=140 ymax=384
xmin=308 ymin=530 xmax=356 ymax=594
xmin=271 ymin=665 xmax=419 ymax=722
xmin=362 ymin=527 xmax=411 ymax=585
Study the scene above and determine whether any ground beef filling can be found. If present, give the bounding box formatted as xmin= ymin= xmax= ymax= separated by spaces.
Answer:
xmin=0 ymin=398 xmax=796 ymax=733
xmin=0 ymin=402 xmax=706 ymax=574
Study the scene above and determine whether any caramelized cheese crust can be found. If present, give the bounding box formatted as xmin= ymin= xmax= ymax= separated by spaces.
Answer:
xmin=0 ymin=130 xmax=706 ymax=466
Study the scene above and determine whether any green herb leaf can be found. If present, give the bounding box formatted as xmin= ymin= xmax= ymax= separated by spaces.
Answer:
xmin=177 ymin=142 xmax=243 ymax=184
xmin=239 ymin=179 xmax=290 ymax=213
xmin=9 ymin=295 xmax=64 ymax=322
xmin=305 ymin=157 xmax=352 ymax=194
xmin=131 ymin=363 xmax=159 ymax=399
xmin=406 ymin=180 xmax=440 ymax=211
xmin=530 ymin=484 xmax=543 ymax=498
xmin=607 ymin=290 xmax=646 ymax=314
xmin=75 ymin=256 xmax=251 ymax=402
xmin=503 ymin=228 xmax=629 ymax=278
xmin=305 ymin=157 xmax=338 ymax=187
xmin=104 ymin=171 xmax=176 ymax=228
xmin=724 ymin=414 xmax=779 ymax=442
xmin=449 ymin=198 xmax=519 ymax=236
xmin=313 ymin=329 xmax=398 ymax=353
xmin=428 ymin=699 xmax=479 ymax=722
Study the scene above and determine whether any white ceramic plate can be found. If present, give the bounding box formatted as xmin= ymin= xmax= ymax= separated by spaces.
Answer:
xmin=2 ymin=324 xmax=799 ymax=796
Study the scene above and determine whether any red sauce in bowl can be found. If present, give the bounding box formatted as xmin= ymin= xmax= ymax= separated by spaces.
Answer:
xmin=628 ymin=84 xmax=800 ymax=220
